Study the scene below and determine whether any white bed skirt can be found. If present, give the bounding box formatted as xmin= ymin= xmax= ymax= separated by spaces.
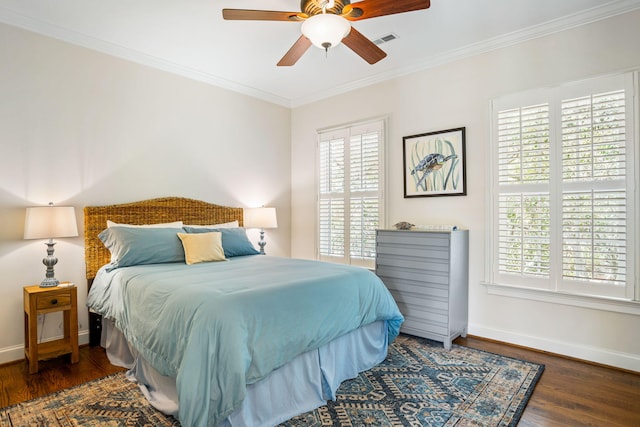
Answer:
xmin=102 ymin=319 xmax=388 ymax=426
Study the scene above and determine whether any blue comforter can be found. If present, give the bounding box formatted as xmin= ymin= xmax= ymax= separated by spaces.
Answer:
xmin=87 ymin=256 xmax=403 ymax=427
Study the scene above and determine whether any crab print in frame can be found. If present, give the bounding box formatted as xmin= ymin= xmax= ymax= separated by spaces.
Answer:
xmin=403 ymin=127 xmax=466 ymax=198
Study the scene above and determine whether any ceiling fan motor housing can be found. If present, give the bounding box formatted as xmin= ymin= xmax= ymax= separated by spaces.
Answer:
xmin=302 ymin=0 xmax=349 ymax=16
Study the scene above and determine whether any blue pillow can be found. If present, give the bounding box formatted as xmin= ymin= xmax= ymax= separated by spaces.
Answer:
xmin=99 ymin=227 xmax=185 ymax=271
xmin=183 ymin=227 xmax=259 ymax=257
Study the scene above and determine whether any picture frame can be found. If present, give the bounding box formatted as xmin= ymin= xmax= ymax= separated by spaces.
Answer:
xmin=403 ymin=127 xmax=466 ymax=198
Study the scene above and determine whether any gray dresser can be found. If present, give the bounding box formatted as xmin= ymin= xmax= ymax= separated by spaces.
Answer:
xmin=375 ymin=229 xmax=469 ymax=349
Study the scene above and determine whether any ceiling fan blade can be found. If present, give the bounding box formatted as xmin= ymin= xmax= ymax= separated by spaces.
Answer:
xmin=222 ymin=9 xmax=307 ymax=22
xmin=342 ymin=27 xmax=387 ymax=64
xmin=277 ymin=36 xmax=313 ymax=66
xmin=343 ymin=0 xmax=430 ymax=21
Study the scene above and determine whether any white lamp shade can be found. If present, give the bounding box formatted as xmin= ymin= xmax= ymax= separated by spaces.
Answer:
xmin=301 ymin=13 xmax=351 ymax=50
xmin=243 ymin=207 xmax=278 ymax=229
xmin=24 ymin=206 xmax=78 ymax=239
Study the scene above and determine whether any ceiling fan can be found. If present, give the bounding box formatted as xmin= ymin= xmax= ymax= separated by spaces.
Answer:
xmin=222 ymin=0 xmax=431 ymax=66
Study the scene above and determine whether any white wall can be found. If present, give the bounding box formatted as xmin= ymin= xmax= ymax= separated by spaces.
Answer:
xmin=0 ymin=23 xmax=292 ymax=364
xmin=291 ymin=10 xmax=640 ymax=371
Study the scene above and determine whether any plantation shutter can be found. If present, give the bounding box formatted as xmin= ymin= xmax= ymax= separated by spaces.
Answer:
xmin=496 ymin=103 xmax=551 ymax=288
xmin=560 ymin=89 xmax=629 ymax=297
xmin=318 ymin=120 xmax=384 ymax=267
xmin=492 ymin=73 xmax=635 ymax=300
xmin=319 ymin=136 xmax=345 ymax=258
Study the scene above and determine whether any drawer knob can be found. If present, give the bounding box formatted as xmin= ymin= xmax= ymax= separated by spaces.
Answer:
xmin=51 ymin=299 xmax=58 ymax=305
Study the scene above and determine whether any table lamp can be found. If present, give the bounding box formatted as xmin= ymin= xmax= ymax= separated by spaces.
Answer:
xmin=243 ymin=207 xmax=278 ymax=255
xmin=24 ymin=203 xmax=78 ymax=287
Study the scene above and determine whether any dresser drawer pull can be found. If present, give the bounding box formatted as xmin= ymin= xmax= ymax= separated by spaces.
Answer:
xmin=51 ymin=299 xmax=58 ymax=305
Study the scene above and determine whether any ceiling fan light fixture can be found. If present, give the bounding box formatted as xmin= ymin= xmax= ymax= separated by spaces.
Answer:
xmin=301 ymin=13 xmax=351 ymax=51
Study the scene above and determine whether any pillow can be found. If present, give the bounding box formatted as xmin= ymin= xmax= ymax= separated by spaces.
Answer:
xmin=184 ymin=220 xmax=239 ymax=229
xmin=99 ymin=227 xmax=185 ymax=271
xmin=183 ymin=227 xmax=259 ymax=257
xmin=107 ymin=220 xmax=183 ymax=228
xmin=177 ymin=232 xmax=226 ymax=265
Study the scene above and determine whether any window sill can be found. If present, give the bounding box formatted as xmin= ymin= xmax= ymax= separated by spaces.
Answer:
xmin=482 ymin=282 xmax=640 ymax=316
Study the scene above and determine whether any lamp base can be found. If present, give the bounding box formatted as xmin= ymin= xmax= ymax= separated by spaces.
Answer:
xmin=40 ymin=277 xmax=60 ymax=288
xmin=40 ymin=240 xmax=60 ymax=287
xmin=258 ymin=229 xmax=266 ymax=255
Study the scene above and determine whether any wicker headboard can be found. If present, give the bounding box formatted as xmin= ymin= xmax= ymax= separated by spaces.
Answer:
xmin=84 ymin=197 xmax=244 ymax=280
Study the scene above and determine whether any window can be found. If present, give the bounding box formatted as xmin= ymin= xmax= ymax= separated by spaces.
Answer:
xmin=490 ymin=72 xmax=637 ymax=301
xmin=318 ymin=119 xmax=384 ymax=268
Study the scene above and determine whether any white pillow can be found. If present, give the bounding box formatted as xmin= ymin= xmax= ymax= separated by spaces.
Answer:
xmin=184 ymin=220 xmax=239 ymax=229
xmin=107 ymin=220 xmax=184 ymax=228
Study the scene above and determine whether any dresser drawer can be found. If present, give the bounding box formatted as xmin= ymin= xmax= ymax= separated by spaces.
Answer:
xmin=376 ymin=266 xmax=450 ymax=286
xmin=376 ymin=244 xmax=450 ymax=261
xmin=402 ymin=317 xmax=449 ymax=337
xmin=380 ymin=276 xmax=449 ymax=299
xmin=376 ymin=255 xmax=450 ymax=273
xmin=396 ymin=301 xmax=448 ymax=324
xmin=377 ymin=231 xmax=450 ymax=248
xmin=390 ymin=290 xmax=449 ymax=312
xmin=37 ymin=293 xmax=71 ymax=310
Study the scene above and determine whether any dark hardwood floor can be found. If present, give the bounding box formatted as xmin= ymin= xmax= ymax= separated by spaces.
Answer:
xmin=0 ymin=345 xmax=125 ymax=409
xmin=1 ymin=338 xmax=639 ymax=426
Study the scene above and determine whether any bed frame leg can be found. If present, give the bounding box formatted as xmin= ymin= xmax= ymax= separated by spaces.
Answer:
xmin=89 ymin=312 xmax=102 ymax=346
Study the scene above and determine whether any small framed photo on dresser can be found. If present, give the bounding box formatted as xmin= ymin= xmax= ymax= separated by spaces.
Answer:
xmin=403 ymin=127 xmax=466 ymax=198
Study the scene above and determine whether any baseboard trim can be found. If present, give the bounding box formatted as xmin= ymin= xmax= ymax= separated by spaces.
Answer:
xmin=0 ymin=331 xmax=90 ymax=366
xmin=468 ymin=323 xmax=640 ymax=373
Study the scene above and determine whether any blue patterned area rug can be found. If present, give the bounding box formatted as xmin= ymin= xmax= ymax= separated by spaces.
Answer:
xmin=0 ymin=372 xmax=180 ymax=426
xmin=281 ymin=334 xmax=544 ymax=427
xmin=0 ymin=334 xmax=543 ymax=426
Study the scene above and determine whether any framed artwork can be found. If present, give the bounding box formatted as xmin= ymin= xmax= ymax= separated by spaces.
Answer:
xmin=403 ymin=127 xmax=467 ymax=198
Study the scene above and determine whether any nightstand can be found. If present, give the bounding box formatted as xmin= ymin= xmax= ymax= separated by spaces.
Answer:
xmin=23 ymin=284 xmax=79 ymax=374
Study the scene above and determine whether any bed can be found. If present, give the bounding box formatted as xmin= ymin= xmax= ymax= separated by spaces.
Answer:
xmin=84 ymin=197 xmax=403 ymax=427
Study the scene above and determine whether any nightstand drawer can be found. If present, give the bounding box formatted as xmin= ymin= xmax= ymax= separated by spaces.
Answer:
xmin=36 ymin=293 xmax=71 ymax=310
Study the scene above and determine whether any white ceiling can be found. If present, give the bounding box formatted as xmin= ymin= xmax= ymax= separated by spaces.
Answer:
xmin=1 ymin=0 xmax=639 ymax=107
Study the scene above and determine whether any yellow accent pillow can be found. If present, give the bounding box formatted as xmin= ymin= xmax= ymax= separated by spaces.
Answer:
xmin=177 ymin=232 xmax=226 ymax=265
